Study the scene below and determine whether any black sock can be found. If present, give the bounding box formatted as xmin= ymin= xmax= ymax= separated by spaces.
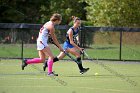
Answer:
xmin=76 ymin=57 xmax=84 ymax=70
xmin=53 ymin=57 xmax=59 ymax=62
xmin=78 ymin=64 xmax=84 ymax=71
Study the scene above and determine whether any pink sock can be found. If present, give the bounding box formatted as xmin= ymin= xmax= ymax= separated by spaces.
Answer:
xmin=47 ymin=59 xmax=53 ymax=73
xmin=26 ymin=58 xmax=42 ymax=64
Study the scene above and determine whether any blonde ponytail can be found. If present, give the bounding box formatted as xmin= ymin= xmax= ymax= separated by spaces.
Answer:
xmin=50 ymin=13 xmax=62 ymax=22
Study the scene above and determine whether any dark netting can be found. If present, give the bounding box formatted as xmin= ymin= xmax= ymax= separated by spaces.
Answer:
xmin=80 ymin=27 xmax=140 ymax=61
xmin=80 ymin=28 xmax=120 ymax=60
xmin=0 ymin=24 xmax=69 ymax=59
xmin=0 ymin=28 xmax=22 ymax=59
xmin=122 ymin=32 xmax=140 ymax=60
xmin=0 ymin=23 xmax=140 ymax=61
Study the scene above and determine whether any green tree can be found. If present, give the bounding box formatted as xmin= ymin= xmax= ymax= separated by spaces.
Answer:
xmin=0 ymin=0 xmax=50 ymax=23
xmin=0 ymin=0 xmax=87 ymax=24
xmin=85 ymin=0 xmax=140 ymax=27
xmin=40 ymin=0 xmax=87 ymax=24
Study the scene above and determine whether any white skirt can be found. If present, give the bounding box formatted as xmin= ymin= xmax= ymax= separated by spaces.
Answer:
xmin=37 ymin=41 xmax=48 ymax=50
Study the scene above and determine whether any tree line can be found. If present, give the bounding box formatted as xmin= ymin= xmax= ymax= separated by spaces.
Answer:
xmin=0 ymin=0 xmax=140 ymax=46
xmin=0 ymin=0 xmax=139 ymax=27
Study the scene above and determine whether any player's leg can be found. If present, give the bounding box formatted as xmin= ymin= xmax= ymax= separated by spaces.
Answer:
xmin=22 ymin=40 xmax=48 ymax=70
xmin=22 ymin=51 xmax=45 ymax=70
xmin=53 ymin=52 xmax=66 ymax=62
xmin=43 ymin=42 xmax=67 ymax=71
xmin=53 ymin=41 xmax=67 ymax=62
xmin=42 ymin=46 xmax=58 ymax=76
xmin=43 ymin=51 xmax=66 ymax=71
xmin=26 ymin=51 xmax=45 ymax=64
xmin=67 ymin=47 xmax=89 ymax=74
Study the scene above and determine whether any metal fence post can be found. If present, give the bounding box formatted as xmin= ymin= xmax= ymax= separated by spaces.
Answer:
xmin=119 ymin=31 xmax=122 ymax=61
xmin=80 ymin=26 xmax=84 ymax=59
xmin=21 ymin=30 xmax=24 ymax=60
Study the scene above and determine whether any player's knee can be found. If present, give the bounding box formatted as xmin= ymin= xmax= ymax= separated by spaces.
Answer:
xmin=48 ymin=56 xmax=54 ymax=60
xmin=76 ymin=53 xmax=81 ymax=58
xmin=40 ymin=58 xmax=45 ymax=63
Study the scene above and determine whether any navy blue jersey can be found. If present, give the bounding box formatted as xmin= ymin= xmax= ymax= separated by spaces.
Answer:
xmin=66 ymin=27 xmax=80 ymax=43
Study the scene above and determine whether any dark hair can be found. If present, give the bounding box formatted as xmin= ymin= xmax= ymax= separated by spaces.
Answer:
xmin=71 ymin=16 xmax=80 ymax=23
xmin=66 ymin=16 xmax=81 ymax=25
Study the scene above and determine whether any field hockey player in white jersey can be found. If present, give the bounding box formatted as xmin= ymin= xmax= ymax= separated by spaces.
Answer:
xmin=22 ymin=13 xmax=63 ymax=76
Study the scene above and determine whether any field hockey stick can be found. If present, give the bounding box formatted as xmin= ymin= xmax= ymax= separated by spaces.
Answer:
xmin=48 ymin=37 xmax=79 ymax=63
xmin=77 ymin=43 xmax=93 ymax=61
xmin=82 ymin=50 xmax=94 ymax=61
xmin=82 ymin=50 xmax=89 ymax=59
xmin=63 ymin=51 xmax=80 ymax=64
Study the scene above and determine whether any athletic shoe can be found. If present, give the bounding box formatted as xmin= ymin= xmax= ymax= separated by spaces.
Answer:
xmin=22 ymin=59 xmax=27 ymax=70
xmin=43 ymin=62 xmax=48 ymax=71
xmin=47 ymin=72 xmax=58 ymax=76
xmin=80 ymin=68 xmax=90 ymax=74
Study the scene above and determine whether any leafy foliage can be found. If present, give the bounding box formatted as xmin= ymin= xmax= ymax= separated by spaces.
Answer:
xmin=85 ymin=0 xmax=140 ymax=27
xmin=0 ymin=0 xmax=87 ymax=24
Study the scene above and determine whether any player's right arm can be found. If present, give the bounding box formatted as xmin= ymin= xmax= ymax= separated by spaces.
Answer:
xmin=49 ymin=26 xmax=63 ymax=52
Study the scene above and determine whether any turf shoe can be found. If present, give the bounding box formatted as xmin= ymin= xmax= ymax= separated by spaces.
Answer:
xmin=80 ymin=68 xmax=90 ymax=74
xmin=22 ymin=59 xmax=27 ymax=70
xmin=47 ymin=72 xmax=58 ymax=76
xmin=43 ymin=62 xmax=48 ymax=71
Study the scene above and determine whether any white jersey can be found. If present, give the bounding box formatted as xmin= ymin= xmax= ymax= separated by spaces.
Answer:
xmin=37 ymin=26 xmax=49 ymax=43
xmin=37 ymin=21 xmax=52 ymax=50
